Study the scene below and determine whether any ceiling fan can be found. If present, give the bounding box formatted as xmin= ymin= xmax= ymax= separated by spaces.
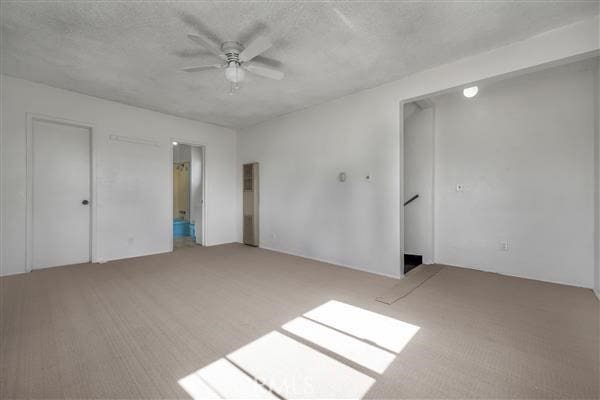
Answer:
xmin=183 ymin=33 xmax=284 ymax=93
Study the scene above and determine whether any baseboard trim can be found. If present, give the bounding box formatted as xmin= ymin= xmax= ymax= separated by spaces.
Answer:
xmin=1 ymin=242 xmax=242 ymax=277
xmin=260 ymin=246 xmax=401 ymax=279
xmin=436 ymin=261 xmax=594 ymax=289
xmin=0 ymin=269 xmax=24 ymax=278
xmin=100 ymin=248 xmax=173 ymax=264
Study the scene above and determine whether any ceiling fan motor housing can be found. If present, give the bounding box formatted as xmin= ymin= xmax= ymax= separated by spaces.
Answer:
xmin=221 ymin=41 xmax=244 ymax=65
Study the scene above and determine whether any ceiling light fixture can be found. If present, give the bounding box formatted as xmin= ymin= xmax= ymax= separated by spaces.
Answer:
xmin=172 ymin=141 xmax=178 ymax=146
xmin=183 ymin=35 xmax=284 ymax=94
xmin=224 ymin=61 xmax=245 ymax=94
xmin=225 ymin=62 xmax=245 ymax=84
xmin=463 ymin=86 xmax=479 ymax=98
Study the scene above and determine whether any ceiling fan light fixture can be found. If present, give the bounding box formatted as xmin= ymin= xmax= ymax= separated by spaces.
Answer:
xmin=225 ymin=62 xmax=245 ymax=83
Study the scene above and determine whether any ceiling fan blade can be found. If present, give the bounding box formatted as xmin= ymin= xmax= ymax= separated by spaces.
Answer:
xmin=239 ymin=36 xmax=273 ymax=62
xmin=244 ymin=63 xmax=284 ymax=80
xmin=187 ymin=34 xmax=224 ymax=58
xmin=183 ymin=64 xmax=223 ymax=72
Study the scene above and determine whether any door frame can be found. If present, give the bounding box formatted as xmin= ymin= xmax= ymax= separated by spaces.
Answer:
xmin=169 ymin=139 xmax=206 ymax=249
xmin=25 ymin=113 xmax=97 ymax=272
xmin=401 ymin=102 xmax=436 ymax=273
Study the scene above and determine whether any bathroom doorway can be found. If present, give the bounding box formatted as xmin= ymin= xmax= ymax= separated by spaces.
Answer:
xmin=171 ymin=141 xmax=205 ymax=250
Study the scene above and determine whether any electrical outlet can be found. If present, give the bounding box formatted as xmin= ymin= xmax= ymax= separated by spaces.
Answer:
xmin=456 ymin=184 xmax=464 ymax=192
xmin=500 ymin=241 xmax=509 ymax=251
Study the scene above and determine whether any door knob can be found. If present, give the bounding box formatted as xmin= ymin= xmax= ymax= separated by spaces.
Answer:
xmin=82 ymin=200 xmax=89 ymax=205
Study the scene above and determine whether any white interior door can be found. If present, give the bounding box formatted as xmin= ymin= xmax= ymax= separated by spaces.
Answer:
xmin=32 ymin=120 xmax=91 ymax=269
xmin=190 ymin=146 xmax=204 ymax=245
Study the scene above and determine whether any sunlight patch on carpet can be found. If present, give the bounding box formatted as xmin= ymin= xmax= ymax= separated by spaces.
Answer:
xmin=303 ymin=300 xmax=420 ymax=353
xmin=282 ymin=316 xmax=395 ymax=374
xmin=179 ymin=300 xmax=420 ymax=399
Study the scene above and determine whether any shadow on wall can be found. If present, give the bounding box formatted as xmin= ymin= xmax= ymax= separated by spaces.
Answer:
xmin=178 ymin=300 xmax=420 ymax=399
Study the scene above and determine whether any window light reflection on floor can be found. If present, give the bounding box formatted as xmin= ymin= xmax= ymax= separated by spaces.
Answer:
xmin=303 ymin=300 xmax=420 ymax=353
xmin=282 ymin=316 xmax=396 ymax=374
xmin=178 ymin=300 xmax=420 ymax=399
xmin=178 ymin=358 xmax=277 ymax=399
xmin=228 ymin=331 xmax=375 ymax=399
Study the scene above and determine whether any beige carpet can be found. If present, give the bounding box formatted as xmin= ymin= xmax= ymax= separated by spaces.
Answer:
xmin=1 ymin=243 xmax=598 ymax=399
xmin=376 ymin=264 xmax=444 ymax=304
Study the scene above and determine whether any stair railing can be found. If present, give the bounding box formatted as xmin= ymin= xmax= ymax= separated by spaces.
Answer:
xmin=403 ymin=194 xmax=419 ymax=206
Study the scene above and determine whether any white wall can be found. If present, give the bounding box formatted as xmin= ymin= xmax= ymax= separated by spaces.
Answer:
xmin=1 ymin=76 xmax=239 ymax=276
xmin=238 ymin=17 xmax=599 ymax=279
xmin=433 ymin=61 xmax=596 ymax=288
xmin=594 ymin=62 xmax=600 ymax=299
xmin=190 ymin=145 xmax=203 ymax=242
xmin=404 ymin=106 xmax=434 ymax=264
xmin=239 ymin=91 xmax=401 ymax=277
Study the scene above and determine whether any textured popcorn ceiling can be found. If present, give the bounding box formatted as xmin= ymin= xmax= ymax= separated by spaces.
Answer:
xmin=1 ymin=2 xmax=598 ymax=128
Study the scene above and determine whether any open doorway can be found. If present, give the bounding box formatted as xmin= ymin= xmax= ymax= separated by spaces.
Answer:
xmin=403 ymin=101 xmax=435 ymax=274
xmin=171 ymin=141 xmax=205 ymax=250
